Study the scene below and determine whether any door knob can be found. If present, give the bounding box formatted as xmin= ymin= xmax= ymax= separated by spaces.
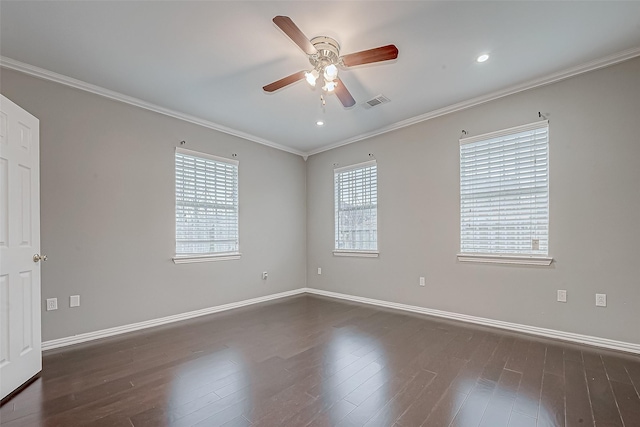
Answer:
xmin=33 ymin=254 xmax=47 ymax=263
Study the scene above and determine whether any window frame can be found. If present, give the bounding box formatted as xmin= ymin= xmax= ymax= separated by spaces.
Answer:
xmin=457 ymin=121 xmax=552 ymax=266
xmin=173 ymin=147 xmax=240 ymax=264
xmin=333 ymin=160 xmax=379 ymax=258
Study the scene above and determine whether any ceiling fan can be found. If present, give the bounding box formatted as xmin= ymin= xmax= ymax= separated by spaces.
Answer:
xmin=263 ymin=16 xmax=399 ymax=108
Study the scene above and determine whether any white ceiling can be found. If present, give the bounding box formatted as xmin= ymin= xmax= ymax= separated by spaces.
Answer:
xmin=2 ymin=1 xmax=640 ymax=156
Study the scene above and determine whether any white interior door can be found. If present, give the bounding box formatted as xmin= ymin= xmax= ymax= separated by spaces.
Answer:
xmin=0 ymin=94 xmax=42 ymax=400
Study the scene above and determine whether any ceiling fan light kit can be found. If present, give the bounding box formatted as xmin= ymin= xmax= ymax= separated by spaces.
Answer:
xmin=305 ymin=69 xmax=320 ymax=86
xmin=263 ymin=16 xmax=398 ymax=108
xmin=307 ymin=36 xmax=340 ymax=92
xmin=324 ymin=64 xmax=338 ymax=81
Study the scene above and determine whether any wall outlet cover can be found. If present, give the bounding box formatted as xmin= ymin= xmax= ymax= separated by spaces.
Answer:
xmin=557 ymin=290 xmax=567 ymax=303
xmin=46 ymin=298 xmax=58 ymax=311
xmin=596 ymin=293 xmax=607 ymax=307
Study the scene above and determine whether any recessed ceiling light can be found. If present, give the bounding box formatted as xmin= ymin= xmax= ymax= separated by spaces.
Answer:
xmin=316 ymin=120 xmax=324 ymax=126
xmin=477 ymin=54 xmax=490 ymax=63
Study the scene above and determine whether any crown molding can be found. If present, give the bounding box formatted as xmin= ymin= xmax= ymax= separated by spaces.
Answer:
xmin=3 ymin=46 xmax=639 ymax=159
xmin=0 ymin=56 xmax=306 ymax=157
xmin=305 ymin=45 xmax=640 ymax=157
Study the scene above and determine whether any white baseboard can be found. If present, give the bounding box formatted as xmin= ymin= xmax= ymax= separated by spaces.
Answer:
xmin=43 ymin=287 xmax=640 ymax=355
xmin=42 ymin=288 xmax=307 ymax=351
xmin=305 ymin=288 xmax=640 ymax=355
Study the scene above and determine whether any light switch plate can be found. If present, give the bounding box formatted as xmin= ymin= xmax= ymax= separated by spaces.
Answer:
xmin=70 ymin=295 xmax=80 ymax=307
xmin=557 ymin=290 xmax=567 ymax=303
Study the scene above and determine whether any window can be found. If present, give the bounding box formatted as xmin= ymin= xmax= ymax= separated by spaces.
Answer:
xmin=334 ymin=161 xmax=378 ymax=256
xmin=459 ymin=121 xmax=551 ymax=265
xmin=174 ymin=148 xmax=239 ymax=263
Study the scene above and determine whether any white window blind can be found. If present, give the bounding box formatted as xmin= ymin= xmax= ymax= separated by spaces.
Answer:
xmin=460 ymin=121 xmax=549 ymax=256
xmin=175 ymin=148 xmax=239 ymax=256
xmin=335 ymin=161 xmax=378 ymax=252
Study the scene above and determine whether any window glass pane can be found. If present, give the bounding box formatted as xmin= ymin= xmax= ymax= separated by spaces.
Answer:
xmin=176 ymin=151 xmax=238 ymax=255
xmin=460 ymin=124 xmax=549 ymax=255
xmin=335 ymin=163 xmax=378 ymax=251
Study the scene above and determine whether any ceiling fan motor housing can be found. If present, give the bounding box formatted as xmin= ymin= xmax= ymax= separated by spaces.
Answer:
xmin=309 ymin=36 xmax=340 ymax=69
xmin=264 ymin=16 xmax=397 ymax=108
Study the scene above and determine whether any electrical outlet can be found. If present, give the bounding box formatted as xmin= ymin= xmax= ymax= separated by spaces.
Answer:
xmin=262 ymin=271 xmax=268 ymax=280
xmin=46 ymin=298 xmax=58 ymax=311
xmin=70 ymin=295 xmax=80 ymax=307
xmin=317 ymin=267 xmax=322 ymax=275
xmin=557 ymin=290 xmax=567 ymax=303
xmin=419 ymin=277 xmax=425 ymax=287
xmin=596 ymin=293 xmax=607 ymax=307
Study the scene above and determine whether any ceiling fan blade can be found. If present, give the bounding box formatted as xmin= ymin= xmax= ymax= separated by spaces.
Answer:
xmin=334 ymin=78 xmax=356 ymax=108
xmin=273 ymin=16 xmax=317 ymax=56
xmin=263 ymin=71 xmax=307 ymax=92
xmin=341 ymin=44 xmax=399 ymax=67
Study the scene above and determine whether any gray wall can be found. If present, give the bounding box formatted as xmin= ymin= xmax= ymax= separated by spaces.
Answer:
xmin=2 ymin=57 xmax=639 ymax=346
xmin=1 ymin=69 xmax=307 ymax=342
xmin=307 ymin=57 xmax=640 ymax=345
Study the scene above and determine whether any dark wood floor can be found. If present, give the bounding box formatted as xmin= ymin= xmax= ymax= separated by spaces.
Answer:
xmin=1 ymin=295 xmax=640 ymax=427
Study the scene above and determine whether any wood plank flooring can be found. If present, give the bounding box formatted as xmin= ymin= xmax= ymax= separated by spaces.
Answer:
xmin=1 ymin=295 xmax=640 ymax=426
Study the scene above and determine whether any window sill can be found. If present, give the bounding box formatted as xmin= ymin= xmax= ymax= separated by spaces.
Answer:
xmin=457 ymin=253 xmax=553 ymax=266
xmin=173 ymin=253 xmax=242 ymax=264
xmin=333 ymin=250 xmax=379 ymax=258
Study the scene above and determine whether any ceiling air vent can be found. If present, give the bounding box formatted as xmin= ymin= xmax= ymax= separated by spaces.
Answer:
xmin=363 ymin=94 xmax=390 ymax=109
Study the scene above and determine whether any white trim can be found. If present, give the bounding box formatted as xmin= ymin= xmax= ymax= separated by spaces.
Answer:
xmin=42 ymin=287 xmax=640 ymax=354
xmin=4 ymin=47 xmax=639 ymax=159
xmin=0 ymin=56 xmax=305 ymax=157
xmin=305 ymin=288 xmax=640 ymax=355
xmin=175 ymin=147 xmax=238 ymax=166
xmin=305 ymin=46 xmax=640 ymax=157
xmin=457 ymin=253 xmax=553 ymax=266
xmin=172 ymin=253 xmax=241 ymax=264
xmin=334 ymin=160 xmax=376 ymax=174
xmin=460 ymin=120 xmax=548 ymax=145
xmin=333 ymin=251 xmax=379 ymax=258
xmin=42 ymin=288 xmax=306 ymax=351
